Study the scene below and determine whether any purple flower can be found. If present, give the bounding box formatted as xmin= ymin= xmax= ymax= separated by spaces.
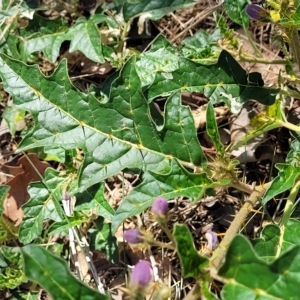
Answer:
xmin=131 ymin=260 xmax=152 ymax=288
xmin=246 ymin=4 xmax=267 ymax=20
xmin=152 ymin=197 xmax=169 ymax=218
xmin=205 ymin=229 xmax=218 ymax=250
xmin=123 ymin=229 xmax=144 ymax=244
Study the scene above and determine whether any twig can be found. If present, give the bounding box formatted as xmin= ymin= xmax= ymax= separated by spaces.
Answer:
xmin=170 ymin=3 xmax=223 ymax=43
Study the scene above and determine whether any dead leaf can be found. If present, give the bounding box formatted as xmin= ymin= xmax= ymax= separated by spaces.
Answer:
xmin=2 ymin=153 xmax=50 ymax=225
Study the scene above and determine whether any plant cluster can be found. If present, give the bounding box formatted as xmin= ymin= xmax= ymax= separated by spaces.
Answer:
xmin=1 ymin=0 xmax=300 ymax=299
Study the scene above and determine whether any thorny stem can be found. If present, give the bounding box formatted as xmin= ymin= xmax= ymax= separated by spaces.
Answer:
xmin=209 ymin=181 xmax=272 ymax=270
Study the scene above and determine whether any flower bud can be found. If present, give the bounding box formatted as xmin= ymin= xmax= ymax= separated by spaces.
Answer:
xmin=123 ymin=229 xmax=143 ymax=244
xmin=131 ymin=260 xmax=152 ymax=288
xmin=246 ymin=4 xmax=267 ymax=20
xmin=152 ymin=197 xmax=168 ymax=218
xmin=205 ymin=229 xmax=218 ymax=250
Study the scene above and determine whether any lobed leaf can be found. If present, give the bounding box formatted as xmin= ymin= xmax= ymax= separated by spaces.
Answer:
xmin=173 ymin=224 xmax=209 ymax=278
xmin=262 ymin=164 xmax=300 ymax=205
xmin=223 ymin=0 xmax=250 ymax=26
xmin=146 ymin=50 xmax=279 ymax=112
xmin=19 ymin=168 xmax=65 ymax=244
xmin=0 ymin=53 xmax=206 ymax=187
xmin=123 ymin=0 xmax=196 ymax=22
xmin=21 ymin=245 xmax=109 ymax=300
xmin=219 ymin=235 xmax=300 ymax=300
xmin=252 ymin=219 xmax=300 ymax=262
xmin=23 ymin=14 xmax=115 ymax=63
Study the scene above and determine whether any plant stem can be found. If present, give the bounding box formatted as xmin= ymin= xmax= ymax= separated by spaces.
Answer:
xmin=289 ymin=26 xmax=300 ymax=72
xmin=209 ymin=181 xmax=272 ymax=270
xmin=279 ymin=177 xmax=300 ymax=226
xmin=239 ymin=54 xmax=289 ymax=65
xmin=160 ymin=222 xmax=176 ymax=246
xmin=281 ymin=119 xmax=300 ymax=133
xmin=243 ymin=24 xmax=262 ymax=58
xmin=151 ymin=240 xmax=175 ymax=250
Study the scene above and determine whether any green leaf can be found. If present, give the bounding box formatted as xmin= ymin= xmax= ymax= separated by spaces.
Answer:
xmin=48 ymin=212 xmax=88 ymax=236
xmin=23 ymin=14 xmax=115 ymax=63
xmin=112 ymin=159 xmax=212 ymax=232
xmin=7 ymin=291 xmax=39 ymax=300
xmin=262 ymin=164 xmax=300 ymax=205
xmin=66 ymin=15 xmax=107 ymax=63
xmin=22 ymin=15 xmax=69 ymax=62
xmin=0 ymin=185 xmax=9 ymax=216
xmin=75 ymin=184 xmax=115 ymax=220
xmin=173 ymin=224 xmax=209 ymax=278
xmin=0 ymin=246 xmax=26 ymax=289
xmin=146 ymin=50 xmax=279 ymax=111
xmin=136 ymin=35 xmax=180 ymax=87
xmin=206 ymin=102 xmax=223 ymax=154
xmin=219 ymin=235 xmax=300 ymax=300
xmin=19 ymin=168 xmax=65 ymax=244
xmin=181 ymin=28 xmax=222 ymax=63
xmin=223 ymin=0 xmax=249 ymax=26
xmin=21 ymin=245 xmax=109 ymax=300
xmin=251 ymin=224 xmax=280 ymax=262
xmin=252 ymin=219 xmax=300 ymax=262
xmin=123 ymin=0 xmax=196 ymax=22
xmin=89 ymin=217 xmax=118 ymax=264
xmin=2 ymin=105 xmax=25 ymax=135
xmin=0 ymin=54 xmax=206 ymax=193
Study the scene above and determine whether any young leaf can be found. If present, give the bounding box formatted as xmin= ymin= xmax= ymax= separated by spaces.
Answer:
xmin=262 ymin=164 xmax=300 ymax=205
xmin=123 ymin=0 xmax=196 ymax=22
xmin=89 ymin=217 xmax=119 ymax=264
xmin=112 ymin=159 xmax=212 ymax=232
xmin=75 ymin=184 xmax=115 ymax=221
xmin=223 ymin=0 xmax=250 ymax=27
xmin=135 ymin=35 xmax=180 ymax=87
xmin=146 ymin=50 xmax=279 ymax=111
xmin=173 ymin=224 xmax=209 ymax=278
xmin=219 ymin=235 xmax=300 ymax=299
xmin=206 ymin=102 xmax=224 ymax=154
xmin=0 ymin=54 xmax=206 ymax=192
xmin=6 ymin=291 xmax=39 ymax=300
xmin=19 ymin=168 xmax=65 ymax=244
xmin=21 ymin=245 xmax=109 ymax=300
xmin=252 ymin=219 xmax=300 ymax=262
xmin=0 ymin=246 xmax=26 ymax=289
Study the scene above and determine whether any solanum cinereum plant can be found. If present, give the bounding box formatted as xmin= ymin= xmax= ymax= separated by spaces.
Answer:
xmin=1 ymin=0 xmax=300 ymax=299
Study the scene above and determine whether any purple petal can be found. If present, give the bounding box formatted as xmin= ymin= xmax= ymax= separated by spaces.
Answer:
xmin=123 ymin=229 xmax=143 ymax=244
xmin=246 ymin=4 xmax=267 ymax=20
xmin=131 ymin=260 xmax=152 ymax=288
xmin=205 ymin=229 xmax=218 ymax=250
xmin=152 ymin=197 xmax=169 ymax=217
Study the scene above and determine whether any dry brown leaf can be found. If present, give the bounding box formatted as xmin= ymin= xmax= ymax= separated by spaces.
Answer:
xmin=2 ymin=153 xmax=50 ymax=225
